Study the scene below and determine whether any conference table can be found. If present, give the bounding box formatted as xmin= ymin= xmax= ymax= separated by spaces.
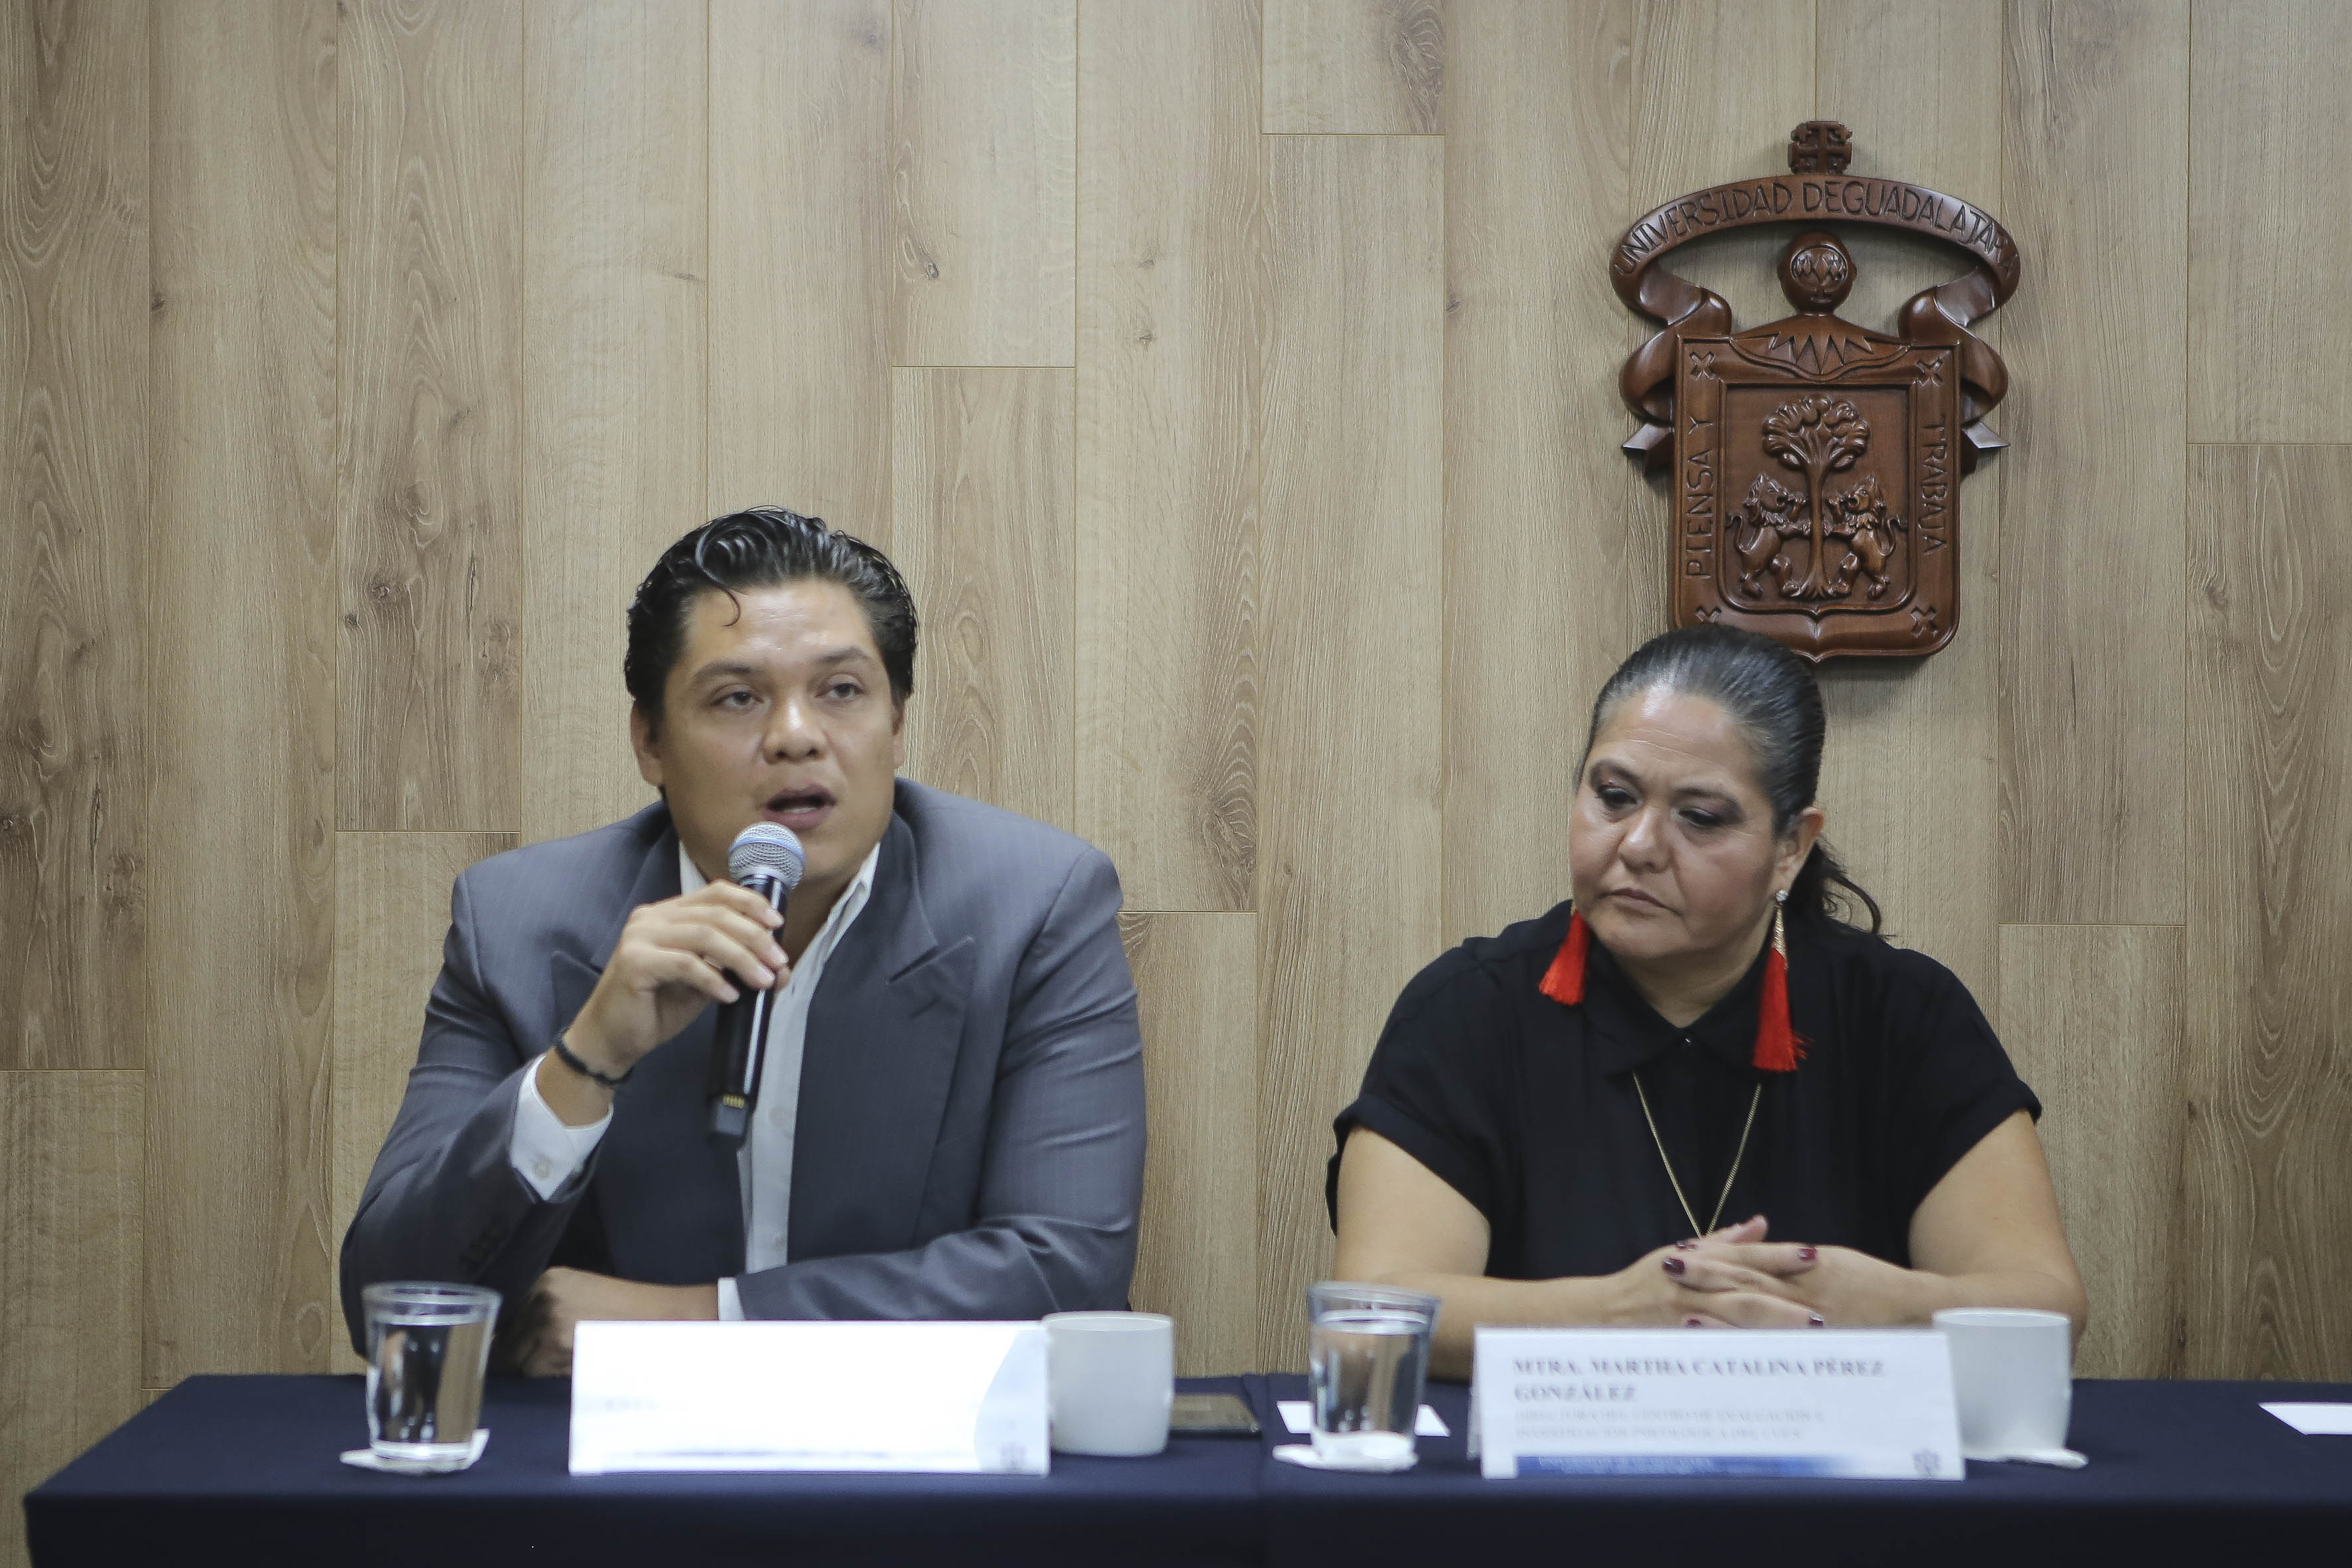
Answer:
xmin=25 ymin=1373 xmax=2352 ymax=1566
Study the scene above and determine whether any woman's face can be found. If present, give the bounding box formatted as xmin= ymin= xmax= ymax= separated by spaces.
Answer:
xmin=1569 ymin=686 xmax=1820 ymax=971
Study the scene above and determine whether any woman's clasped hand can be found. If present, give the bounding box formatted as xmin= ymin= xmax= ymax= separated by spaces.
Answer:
xmin=1622 ymin=1215 xmax=1926 ymax=1330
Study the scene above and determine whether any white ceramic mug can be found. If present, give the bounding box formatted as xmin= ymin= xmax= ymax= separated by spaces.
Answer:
xmin=1933 ymin=1307 xmax=2074 ymax=1460
xmin=1043 ymin=1311 xmax=1174 ymax=1457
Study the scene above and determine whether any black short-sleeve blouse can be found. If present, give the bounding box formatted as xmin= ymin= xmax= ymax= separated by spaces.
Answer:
xmin=1328 ymin=900 xmax=2040 ymax=1279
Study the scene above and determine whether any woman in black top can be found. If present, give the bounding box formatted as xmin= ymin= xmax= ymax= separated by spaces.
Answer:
xmin=1330 ymin=625 xmax=2085 ymax=1377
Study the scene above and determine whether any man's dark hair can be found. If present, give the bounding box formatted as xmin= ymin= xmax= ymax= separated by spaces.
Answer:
xmin=1581 ymin=623 xmax=1882 ymax=933
xmin=624 ymin=507 xmax=917 ymax=729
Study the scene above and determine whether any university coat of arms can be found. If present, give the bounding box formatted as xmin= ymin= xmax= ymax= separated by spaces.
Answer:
xmin=1612 ymin=122 xmax=2022 ymax=661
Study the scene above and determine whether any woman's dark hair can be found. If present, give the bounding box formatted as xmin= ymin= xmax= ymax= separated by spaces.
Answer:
xmin=1580 ymin=623 xmax=1882 ymax=933
xmin=623 ymin=507 xmax=917 ymax=730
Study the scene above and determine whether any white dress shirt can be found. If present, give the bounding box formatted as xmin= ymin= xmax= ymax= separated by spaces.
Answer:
xmin=507 ymin=837 xmax=882 ymax=1318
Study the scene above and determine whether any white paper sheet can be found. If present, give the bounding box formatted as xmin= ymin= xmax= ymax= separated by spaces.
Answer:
xmin=2262 ymin=1402 xmax=2352 ymax=1435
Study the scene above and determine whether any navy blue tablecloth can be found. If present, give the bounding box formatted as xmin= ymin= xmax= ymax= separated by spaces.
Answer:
xmin=1257 ymin=1373 xmax=2352 ymax=1566
xmin=24 ymin=1375 xmax=1263 ymax=1567
xmin=26 ymin=1372 xmax=2352 ymax=1567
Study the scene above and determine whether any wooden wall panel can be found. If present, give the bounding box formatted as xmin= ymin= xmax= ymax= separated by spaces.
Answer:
xmin=1073 ymin=1 xmax=1264 ymax=913
xmin=1262 ymin=0 xmax=1442 ymax=135
xmin=145 ymin=0 xmax=340 ymax=1386
xmin=1997 ymin=0 xmax=2186 ymax=924
xmin=1255 ymin=134 xmax=1443 ymax=1370
xmin=330 ymin=832 xmax=514 ymax=1368
xmin=0 ymin=1073 xmax=142 ymax=1568
xmin=2185 ymin=445 xmax=2352 ymax=1379
xmin=1998 ymin=925 xmax=2185 ymax=1379
xmin=2187 ymin=0 xmax=2352 ymax=445
xmin=337 ymin=0 xmax=524 ymax=833
xmin=1441 ymin=0 xmax=1640 ymax=947
xmin=1121 ymin=911 xmax=1258 ymax=1377
xmin=892 ymin=368 xmax=1075 ymax=828
xmin=890 ymin=0 xmax=1075 ymax=368
xmin=1631 ymin=0 xmax=1813 ymax=327
xmin=520 ymin=0 xmax=706 ymax=847
xmin=1810 ymin=0 xmax=2001 ymax=1004
xmin=708 ymin=0 xmax=891 ymax=530
xmin=0 ymin=0 xmax=148 ymax=1071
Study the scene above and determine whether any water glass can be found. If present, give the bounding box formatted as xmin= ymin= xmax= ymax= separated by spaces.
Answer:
xmin=1305 ymin=1282 xmax=1439 ymax=1466
xmin=362 ymin=1282 xmax=501 ymax=1468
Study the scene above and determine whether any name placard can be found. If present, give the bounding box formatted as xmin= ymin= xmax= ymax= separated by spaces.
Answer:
xmin=569 ymin=1320 xmax=1048 ymax=1476
xmin=1473 ymin=1328 xmax=1962 ymax=1481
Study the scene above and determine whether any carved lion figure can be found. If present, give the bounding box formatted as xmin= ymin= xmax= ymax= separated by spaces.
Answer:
xmin=1729 ymin=473 xmax=1806 ymax=598
xmin=1824 ymin=473 xmax=1907 ymax=600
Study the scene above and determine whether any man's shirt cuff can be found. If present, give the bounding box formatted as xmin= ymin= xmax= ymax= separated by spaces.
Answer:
xmin=716 ymin=1277 xmax=745 ymax=1320
xmin=509 ymin=1053 xmax=611 ymax=1200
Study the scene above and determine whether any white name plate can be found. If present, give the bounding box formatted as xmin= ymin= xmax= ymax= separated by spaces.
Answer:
xmin=1473 ymin=1328 xmax=1962 ymax=1481
xmin=569 ymin=1320 xmax=1048 ymax=1476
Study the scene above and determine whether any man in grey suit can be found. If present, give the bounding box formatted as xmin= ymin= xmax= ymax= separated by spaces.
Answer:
xmin=341 ymin=508 xmax=1146 ymax=1373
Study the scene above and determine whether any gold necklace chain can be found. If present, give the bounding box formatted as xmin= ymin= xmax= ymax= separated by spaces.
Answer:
xmin=1632 ymin=1073 xmax=1763 ymax=1239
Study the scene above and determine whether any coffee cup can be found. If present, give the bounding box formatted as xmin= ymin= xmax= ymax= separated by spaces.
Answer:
xmin=1043 ymin=1311 xmax=1174 ymax=1457
xmin=1933 ymin=1307 xmax=2075 ymax=1461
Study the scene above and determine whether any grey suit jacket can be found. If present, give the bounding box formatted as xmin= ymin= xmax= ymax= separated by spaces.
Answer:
xmin=339 ymin=779 xmax=1146 ymax=1352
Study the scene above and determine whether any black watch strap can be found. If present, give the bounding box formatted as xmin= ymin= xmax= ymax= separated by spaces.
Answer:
xmin=551 ymin=1032 xmax=631 ymax=1090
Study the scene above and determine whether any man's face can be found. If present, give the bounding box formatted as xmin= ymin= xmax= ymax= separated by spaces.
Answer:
xmin=631 ymin=580 xmax=904 ymax=909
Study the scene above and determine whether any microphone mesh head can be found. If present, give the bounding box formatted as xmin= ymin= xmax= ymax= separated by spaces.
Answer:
xmin=728 ymin=823 xmax=805 ymax=892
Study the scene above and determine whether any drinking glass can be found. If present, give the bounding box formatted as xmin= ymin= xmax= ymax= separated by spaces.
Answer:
xmin=362 ymin=1282 xmax=500 ymax=1468
xmin=1305 ymin=1282 xmax=1439 ymax=1467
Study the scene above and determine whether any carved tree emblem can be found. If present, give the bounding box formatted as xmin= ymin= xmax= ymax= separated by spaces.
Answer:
xmin=1728 ymin=402 xmax=1909 ymax=606
xmin=1760 ymin=397 xmax=1867 ymax=597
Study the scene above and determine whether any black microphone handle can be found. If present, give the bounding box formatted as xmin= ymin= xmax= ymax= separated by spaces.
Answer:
xmin=707 ymin=869 xmax=791 ymax=1146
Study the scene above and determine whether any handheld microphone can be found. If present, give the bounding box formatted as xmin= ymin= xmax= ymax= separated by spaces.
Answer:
xmin=706 ymin=823 xmax=805 ymax=1146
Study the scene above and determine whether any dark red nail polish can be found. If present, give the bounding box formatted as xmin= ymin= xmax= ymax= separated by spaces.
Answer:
xmin=1662 ymin=1255 xmax=1687 ymax=1276
xmin=1798 ymin=1245 xmax=1818 ymax=1262
xmin=1809 ymin=1314 xmax=1826 ymax=1327
xmin=1686 ymin=1316 xmax=1705 ymax=1328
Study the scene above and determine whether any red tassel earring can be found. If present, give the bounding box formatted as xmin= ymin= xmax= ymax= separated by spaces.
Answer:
xmin=1753 ymin=890 xmax=1803 ymax=1073
xmin=1538 ymin=908 xmax=1591 ymax=1006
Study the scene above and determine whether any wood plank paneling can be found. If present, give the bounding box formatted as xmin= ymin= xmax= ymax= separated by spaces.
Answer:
xmin=1997 ymin=0 xmax=2186 ymax=924
xmin=2185 ymin=444 xmax=2352 ymax=1379
xmin=892 ymin=368 xmax=1075 ymax=828
xmin=890 ymin=0 xmax=1075 ymax=368
xmin=2187 ymin=0 xmax=2352 ymax=444
xmin=1441 ymin=0 xmax=1642 ymax=947
xmin=1256 ymin=134 xmax=1443 ymax=1371
xmin=0 ymin=1073 xmax=143 ymax=1568
xmin=337 ymin=0 xmax=524 ymax=833
xmin=708 ymin=0 xmax=891 ymax=530
xmin=1121 ymin=911 xmax=1258 ymax=1377
xmin=331 ymin=832 xmax=514 ymax=1368
xmin=520 ymin=0 xmax=705 ymax=847
xmin=1810 ymin=0 xmax=2001 ymax=1004
xmin=1631 ymin=0 xmax=1814 ymax=329
xmin=145 ymin=0 xmax=340 ymax=1387
xmin=1998 ymin=925 xmax=2185 ymax=1379
xmin=1074 ymin=1 xmax=1265 ymax=912
xmin=0 ymin=0 xmax=148 ymax=1070
xmin=1262 ymin=0 xmax=1442 ymax=135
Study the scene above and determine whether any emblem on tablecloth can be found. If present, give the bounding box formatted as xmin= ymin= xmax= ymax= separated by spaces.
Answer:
xmin=1612 ymin=123 xmax=2021 ymax=661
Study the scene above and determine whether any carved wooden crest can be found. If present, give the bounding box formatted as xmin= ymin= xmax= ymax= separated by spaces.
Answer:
xmin=1612 ymin=123 xmax=2021 ymax=661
